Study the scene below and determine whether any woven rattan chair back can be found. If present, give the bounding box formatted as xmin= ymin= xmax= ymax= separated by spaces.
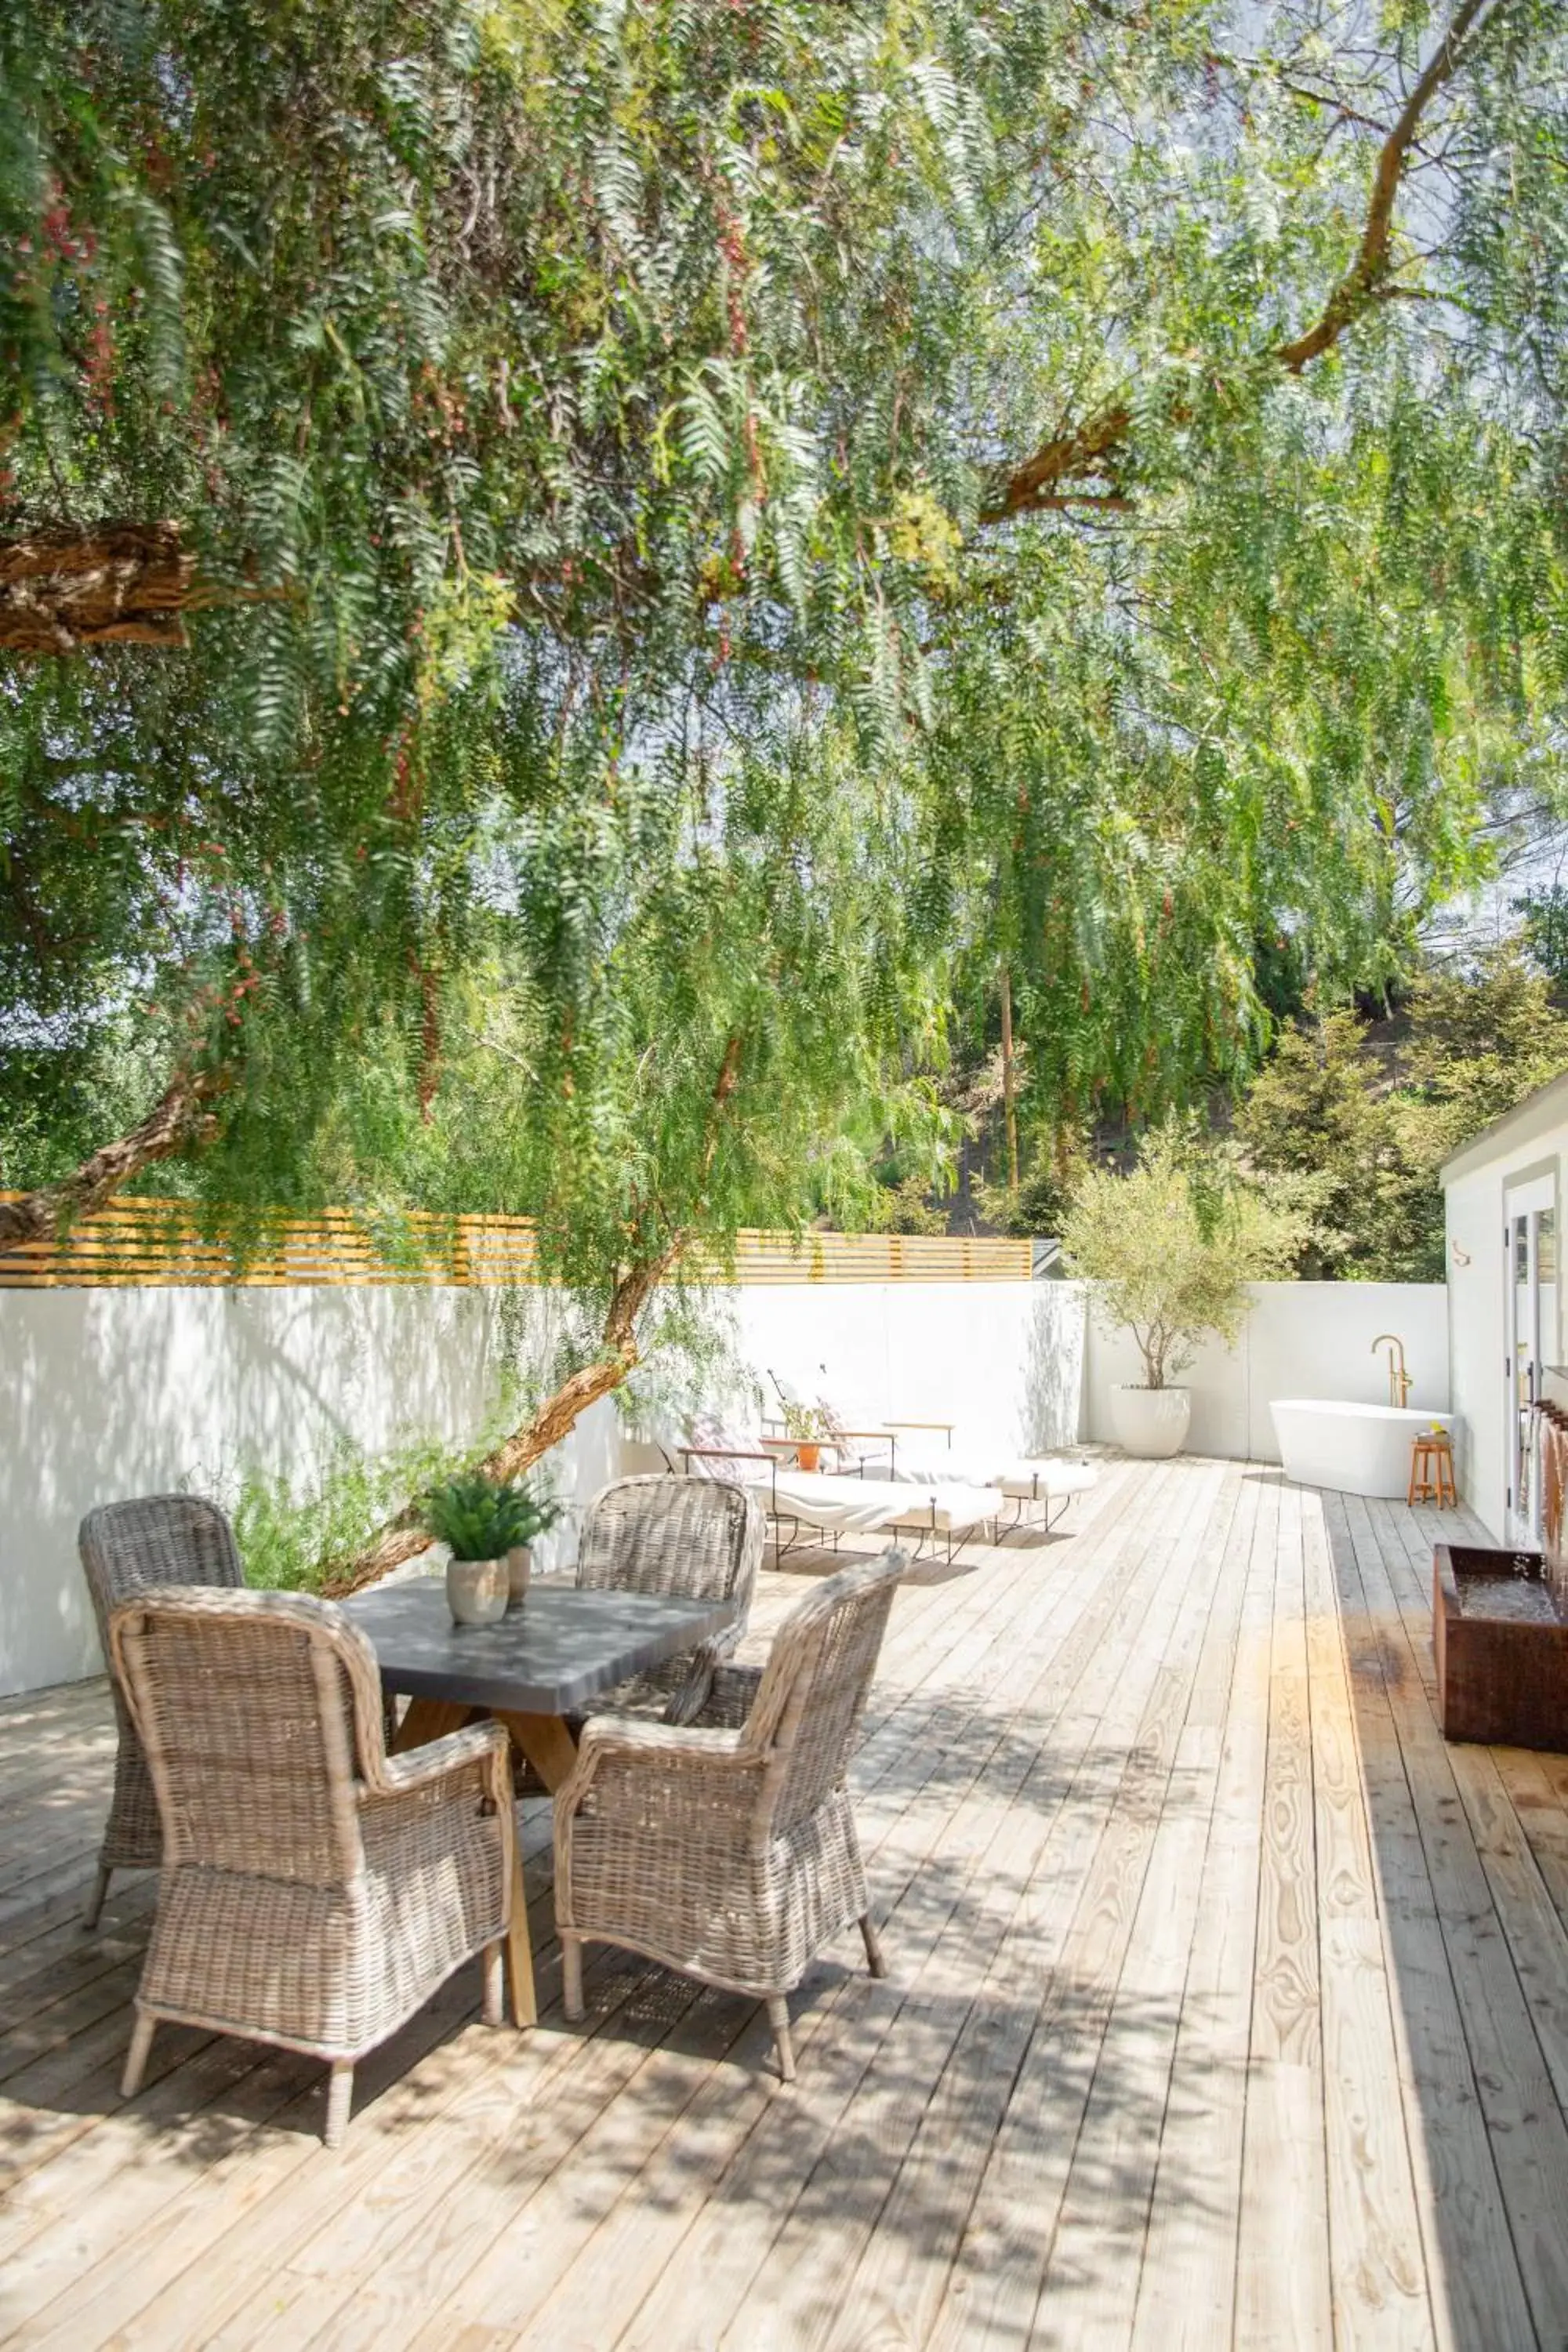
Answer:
xmin=111 ymin=1588 xmax=384 ymax=1884
xmin=575 ymin=1472 xmax=764 ymax=1614
xmin=78 ymin=1494 xmax=245 ymax=1923
xmin=109 ymin=1587 xmax=515 ymax=2147
xmin=554 ymin=1546 xmax=906 ymax=2082
xmin=744 ymin=1550 xmax=905 ymax=1829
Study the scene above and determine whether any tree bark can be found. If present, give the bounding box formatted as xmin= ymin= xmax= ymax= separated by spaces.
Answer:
xmin=0 ymin=1065 xmax=224 ymax=1255
xmin=0 ymin=521 xmax=292 ymax=652
xmin=0 ymin=524 xmax=195 ymax=653
xmin=1000 ymin=965 xmax=1019 ymax=1194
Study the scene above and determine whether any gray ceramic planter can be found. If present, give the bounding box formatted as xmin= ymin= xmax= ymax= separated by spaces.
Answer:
xmin=445 ymin=1555 xmax=508 ymax=1627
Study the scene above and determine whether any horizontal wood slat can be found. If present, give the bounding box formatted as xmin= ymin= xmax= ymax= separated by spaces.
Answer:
xmin=0 ymin=1196 xmax=1031 ymax=1289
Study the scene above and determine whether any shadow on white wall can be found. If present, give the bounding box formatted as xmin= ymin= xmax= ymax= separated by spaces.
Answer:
xmin=0 ymin=1283 xmax=620 ymax=1698
xmin=1022 ymin=1284 xmax=1087 ymax=1451
xmin=0 ymin=1272 xmax=1082 ymax=1698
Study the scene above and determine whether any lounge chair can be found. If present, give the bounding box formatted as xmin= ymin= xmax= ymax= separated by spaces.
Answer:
xmin=764 ymin=1377 xmax=1099 ymax=1530
xmin=866 ymin=1438 xmax=1100 ymax=1528
xmin=673 ymin=1432 xmax=996 ymax=1564
xmin=761 ymin=1383 xmax=1105 ymax=1534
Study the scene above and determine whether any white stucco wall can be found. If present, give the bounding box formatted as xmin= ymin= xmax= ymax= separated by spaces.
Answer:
xmin=717 ymin=1278 xmax=1087 ymax=1458
xmin=0 ymin=1272 xmax=1080 ymax=1699
xmin=0 ymin=1283 xmax=624 ymax=1700
xmin=1081 ymin=1280 xmax=1449 ymax=1464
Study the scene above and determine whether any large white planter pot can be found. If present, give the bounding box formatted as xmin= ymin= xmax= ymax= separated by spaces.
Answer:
xmin=1111 ymin=1385 xmax=1192 ymax=1459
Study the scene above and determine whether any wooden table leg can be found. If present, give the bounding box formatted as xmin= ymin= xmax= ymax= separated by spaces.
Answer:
xmin=390 ymin=1693 xmax=539 ymax=2026
xmin=493 ymin=1709 xmax=579 ymax=1795
xmin=390 ymin=1695 xmax=473 ymax=1753
xmin=499 ymin=1802 xmax=536 ymax=2027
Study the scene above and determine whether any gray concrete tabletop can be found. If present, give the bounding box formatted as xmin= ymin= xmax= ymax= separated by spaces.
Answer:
xmin=339 ymin=1576 xmax=736 ymax=1714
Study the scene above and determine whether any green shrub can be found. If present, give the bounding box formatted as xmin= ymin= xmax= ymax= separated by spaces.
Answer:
xmin=234 ymin=1431 xmax=462 ymax=1593
xmin=1063 ymin=1120 xmax=1304 ymax=1389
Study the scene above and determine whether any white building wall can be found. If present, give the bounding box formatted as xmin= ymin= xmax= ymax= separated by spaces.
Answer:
xmin=1081 ymin=1281 xmax=1449 ymax=1463
xmin=0 ymin=1273 xmax=1081 ymax=1699
xmin=1443 ymin=1132 xmax=1566 ymax=1541
xmin=717 ymin=1279 xmax=1087 ymax=1458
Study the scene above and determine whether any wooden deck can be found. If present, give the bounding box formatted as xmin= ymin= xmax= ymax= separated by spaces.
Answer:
xmin=2 ymin=1457 xmax=1566 ymax=2347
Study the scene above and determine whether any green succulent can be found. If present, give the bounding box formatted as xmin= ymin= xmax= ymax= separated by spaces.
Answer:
xmin=423 ymin=1477 xmax=563 ymax=1564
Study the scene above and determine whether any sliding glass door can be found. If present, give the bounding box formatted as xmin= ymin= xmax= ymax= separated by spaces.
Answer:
xmin=1506 ymin=1174 xmax=1558 ymax=1544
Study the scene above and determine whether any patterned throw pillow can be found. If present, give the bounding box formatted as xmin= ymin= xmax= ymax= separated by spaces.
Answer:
xmin=687 ymin=1413 xmax=762 ymax=1479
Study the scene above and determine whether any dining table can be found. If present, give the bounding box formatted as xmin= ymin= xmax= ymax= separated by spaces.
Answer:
xmin=339 ymin=1575 xmax=738 ymax=2028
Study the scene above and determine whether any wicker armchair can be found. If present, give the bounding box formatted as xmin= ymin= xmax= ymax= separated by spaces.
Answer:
xmin=78 ymin=1494 xmax=246 ymax=1929
xmin=110 ymin=1587 xmax=516 ymax=2147
xmin=554 ymin=1547 xmax=906 ymax=2081
xmin=570 ymin=1473 xmax=765 ymax=1726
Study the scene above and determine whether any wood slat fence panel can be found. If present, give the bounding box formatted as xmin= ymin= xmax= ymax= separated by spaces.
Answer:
xmin=0 ymin=1197 xmax=1031 ymax=1289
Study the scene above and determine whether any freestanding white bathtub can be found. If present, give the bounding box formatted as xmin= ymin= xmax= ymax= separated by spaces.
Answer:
xmin=1271 ymin=1399 xmax=1456 ymax=1499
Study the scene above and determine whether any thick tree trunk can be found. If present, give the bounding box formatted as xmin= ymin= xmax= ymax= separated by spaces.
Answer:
xmin=0 ymin=524 xmax=196 ymax=652
xmin=0 ymin=1065 xmax=224 ymax=1256
xmin=1000 ymin=966 xmax=1019 ymax=1195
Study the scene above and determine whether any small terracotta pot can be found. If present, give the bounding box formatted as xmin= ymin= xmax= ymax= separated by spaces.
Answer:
xmin=506 ymin=1544 xmax=533 ymax=1608
xmin=794 ymin=1442 xmax=822 ymax=1473
xmin=446 ymin=1555 xmax=508 ymax=1627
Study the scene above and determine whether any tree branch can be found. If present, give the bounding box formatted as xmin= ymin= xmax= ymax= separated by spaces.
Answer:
xmin=1274 ymin=0 xmax=1501 ymax=372
xmin=978 ymin=407 xmax=1132 ymax=527
xmin=0 ymin=1065 xmax=226 ymax=1254
xmin=980 ymin=0 xmax=1505 ymax=524
xmin=330 ymin=1032 xmax=748 ymax=1592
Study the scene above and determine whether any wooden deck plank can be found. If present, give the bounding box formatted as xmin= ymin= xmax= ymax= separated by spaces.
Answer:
xmin=1236 ymin=1471 xmax=1334 ymax=2350
xmin=1301 ymin=1487 xmax=1432 ymax=2349
xmin=913 ymin=1464 xmax=1240 ymax=2352
xmin=1018 ymin=1467 xmax=1254 ymax=2352
xmin=1327 ymin=1492 xmax=1546 ymax=2350
xmin=3 ymin=1463 xmax=1568 ymax=2350
xmin=1126 ymin=1463 xmax=1279 ymax=2352
xmin=812 ymin=1468 xmax=1246 ymax=2352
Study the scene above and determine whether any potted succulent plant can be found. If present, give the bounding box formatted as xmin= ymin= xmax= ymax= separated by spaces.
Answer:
xmin=424 ymin=1476 xmax=559 ymax=1626
xmin=781 ymin=1399 xmax=831 ymax=1475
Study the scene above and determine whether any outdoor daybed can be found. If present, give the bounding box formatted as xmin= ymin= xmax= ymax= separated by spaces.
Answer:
xmin=762 ymin=1372 xmax=1099 ymax=1526
xmin=674 ymin=1436 xmax=1094 ymax=1560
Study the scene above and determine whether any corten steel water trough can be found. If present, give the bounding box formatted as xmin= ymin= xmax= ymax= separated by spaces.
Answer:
xmin=1433 ymin=1397 xmax=1568 ymax=1751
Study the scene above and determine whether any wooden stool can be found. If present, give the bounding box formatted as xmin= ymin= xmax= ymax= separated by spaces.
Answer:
xmin=1409 ymin=1429 xmax=1457 ymax=1508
